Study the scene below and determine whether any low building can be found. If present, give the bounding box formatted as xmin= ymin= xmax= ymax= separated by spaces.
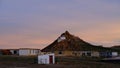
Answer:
xmin=99 ymin=52 xmax=118 ymax=58
xmin=19 ymin=48 xmax=41 ymax=56
xmin=0 ymin=49 xmax=12 ymax=55
xmin=38 ymin=53 xmax=55 ymax=64
xmin=54 ymin=50 xmax=100 ymax=57
xmin=73 ymin=51 xmax=100 ymax=57
xmin=54 ymin=50 xmax=73 ymax=56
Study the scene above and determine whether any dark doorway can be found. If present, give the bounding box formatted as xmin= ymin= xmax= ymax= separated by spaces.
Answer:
xmin=14 ymin=51 xmax=17 ymax=55
xmin=49 ymin=55 xmax=53 ymax=64
xmin=58 ymin=51 xmax=62 ymax=54
xmin=87 ymin=52 xmax=91 ymax=56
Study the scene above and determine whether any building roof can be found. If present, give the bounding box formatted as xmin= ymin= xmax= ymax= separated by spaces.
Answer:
xmin=19 ymin=48 xmax=40 ymax=50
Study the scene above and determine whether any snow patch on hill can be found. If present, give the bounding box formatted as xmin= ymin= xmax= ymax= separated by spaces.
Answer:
xmin=57 ymin=36 xmax=66 ymax=42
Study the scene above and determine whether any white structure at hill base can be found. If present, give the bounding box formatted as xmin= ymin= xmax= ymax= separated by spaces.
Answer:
xmin=19 ymin=48 xmax=40 ymax=56
xmin=38 ymin=53 xmax=55 ymax=64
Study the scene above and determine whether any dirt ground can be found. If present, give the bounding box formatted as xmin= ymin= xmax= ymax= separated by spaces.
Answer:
xmin=0 ymin=62 xmax=120 ymax=68
xmin=0 ymin=56 xmax=120 ymax=68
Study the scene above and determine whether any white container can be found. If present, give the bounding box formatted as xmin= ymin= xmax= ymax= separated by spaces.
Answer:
xmin=112 ymin=52 xmax=118 ymax=57
xmin=38 ymin=53 xmax=55 ymax=64
xmin=19 ymin=48 xmax=40 ymax=56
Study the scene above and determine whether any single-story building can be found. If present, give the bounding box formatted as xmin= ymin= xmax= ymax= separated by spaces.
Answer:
xmin=54 ymin=50 xmax=100 ymax=57
xmin=38 ymin=53 xmax=55 ymax=64
xmin=0 ymin=49 xmax=12 ymax=55
xmin=99 ymin=52 xmax=118 ymax=58
xmin=19 ymin=48 xmax=41 ymax=56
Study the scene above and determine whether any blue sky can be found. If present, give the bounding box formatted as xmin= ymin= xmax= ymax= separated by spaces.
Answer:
xmin=0 ymin=0 xmax=120 ymax=49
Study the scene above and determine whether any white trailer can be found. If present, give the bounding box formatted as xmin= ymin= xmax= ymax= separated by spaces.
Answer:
xmin=19 ymin=48 xmax=40 ymax=56
xmin=38 ymin=53 xmax=55 ymax=64
xmin=112 ymin=52 xmax=118 ymax=57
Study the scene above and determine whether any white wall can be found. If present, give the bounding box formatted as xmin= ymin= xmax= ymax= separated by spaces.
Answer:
xmin=112 ymin=52 xmax=118 ymax=57
xmin=38 ymin=53 xmax=55 ymax=64
xmin=19 ymin=50 xmax=30 ymax=56
xmin=19 ymin=49 xmax=40 ymax=56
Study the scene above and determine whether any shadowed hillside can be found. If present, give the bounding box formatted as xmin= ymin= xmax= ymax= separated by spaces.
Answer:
xmin=111 ymin=45 xmax=120 ymax=49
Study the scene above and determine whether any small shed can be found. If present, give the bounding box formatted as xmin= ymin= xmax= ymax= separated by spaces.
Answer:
xmin=38 ymin=53 xmax=55 ymax=64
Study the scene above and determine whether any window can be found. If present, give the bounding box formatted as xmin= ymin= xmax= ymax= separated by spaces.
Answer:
xmin=74 ymin=53 xmax=77 ymax=56
xmin=82 ymin=53 xmax=86 ymax=56
xmin=14 ymin=50 xmax=17 ymax=54
xmin=87 ymin=52 xmax=91 ymax=56
xmin=58 ymin=51 xmax=62 ymax=54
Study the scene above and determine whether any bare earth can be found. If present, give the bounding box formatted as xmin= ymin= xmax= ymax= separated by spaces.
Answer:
xmin=0 ymin=56 xmax=120 ymax=68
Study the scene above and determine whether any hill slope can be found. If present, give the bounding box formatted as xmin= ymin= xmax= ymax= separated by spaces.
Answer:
xmin=42 ymin=31 xmax=114 ymax=52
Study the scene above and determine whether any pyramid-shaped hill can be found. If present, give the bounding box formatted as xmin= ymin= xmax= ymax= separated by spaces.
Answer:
xmin=42 ymin=31 xmax=111 ymax=52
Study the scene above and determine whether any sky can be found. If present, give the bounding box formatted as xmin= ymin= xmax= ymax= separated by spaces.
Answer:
xmin=0 ymin=0 xmax=120 ymax=49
